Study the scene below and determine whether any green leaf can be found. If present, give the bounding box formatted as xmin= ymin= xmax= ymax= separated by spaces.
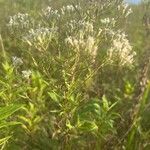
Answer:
xmin=79 ymin=121 xmax=98 ymax=132
xmin=18 ymin=116 xmax=32 ymax=127
xmin=66 ymin=119 xmax=74 ymax=130
xmin=48 ymin=92 xmax=59 ymax=102
xmin=0 ymin=121 xmax=21 ymax=129
xmin=108 ymin=101 xmax=118 ymax=111
xmin=79 ymin=100 xmax=101 ymax=116
xmin=2 ymin=61 xmax=13 ymax=74
xmin=102 ymin=95 xmax=109 ymax=111
xmin=0 ymin=105 xmax=23 ymax=121
xmin=0 ymin=136 xmax=11 ymax=146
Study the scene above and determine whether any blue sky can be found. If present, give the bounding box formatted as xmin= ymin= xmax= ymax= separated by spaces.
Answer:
xmin=125 ymin=0 xmax=141 ymax=4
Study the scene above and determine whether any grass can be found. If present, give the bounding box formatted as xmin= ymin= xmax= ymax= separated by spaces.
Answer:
xmin=0 ymin=0 xmax=150 ymax=149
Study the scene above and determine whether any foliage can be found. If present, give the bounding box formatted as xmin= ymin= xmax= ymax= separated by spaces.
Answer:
xmin=0 ymin=0 xmax=150 ymax=149
xmin=0 ymin=104 xmax=23 ymax=149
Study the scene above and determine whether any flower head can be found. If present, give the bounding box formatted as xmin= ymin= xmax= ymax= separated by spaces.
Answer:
xmin=107 ymin=32 xmax=136 ymax=66
xmin=12 ymin=56 xmax=23 ymax=67
xmin=22 ymin=70 xmax=32 ymax=79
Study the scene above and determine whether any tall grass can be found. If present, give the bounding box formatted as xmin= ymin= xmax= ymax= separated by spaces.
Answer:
xmin=0 ymin=0 xmax=150 ymax=149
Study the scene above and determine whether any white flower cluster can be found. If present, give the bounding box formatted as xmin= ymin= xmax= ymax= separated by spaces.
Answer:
xmin=65 ymin=35 xmax=98 ymax=58
xmin=61 ymin=5 xmax=81 ymax=14
xmin=107 ymin=32 xmax=136 ymax=66
xmin=42 ymin=6 xmax=60 ymax=19
xmin=7 ymin=13 xmax=31 ymax=29
xmin=22 ymin=70 xmax=32 ymax=79
xmin=118 ymin=2 xmax=132 ymax=17
xmin=12 ymin=56 xmax=31 ymax=79
xmin=12 ymin=56 xmax=23 ymax=67
xmin=79 ymin=21 xmax=94 ymax=33
xmin=23 ymin=27 xmax=58 ymax=50
xmin=65 ymin=20 xmax=103 ymax=60
xmin=100 ymin=18 xmax=116 ymax=26
xmin=65 ymin=21 xmax=97 ymax=58
xmin=66 ymin=20 xmax=94 ymax=34
xmin=7 ymin=1 xmax=135 ymax=68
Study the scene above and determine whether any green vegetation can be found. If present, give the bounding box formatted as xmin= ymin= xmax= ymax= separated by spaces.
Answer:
xmin=0 ymin=0 xmax=150 ymax=149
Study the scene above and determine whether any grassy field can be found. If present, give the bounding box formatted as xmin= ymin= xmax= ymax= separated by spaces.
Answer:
xmin=0 ymin=0 xmax=150 ymax=149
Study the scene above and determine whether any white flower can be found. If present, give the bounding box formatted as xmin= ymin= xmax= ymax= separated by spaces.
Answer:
xmin=7 ymin=13 xmax=31 ymax=29
xmin=22 ymin=70 xmax=32 ymax=79
xmin=12 ymin=56 xmax=23 ymax=67
xmin=65 ymin=35 xmax=98 ymax=58
xmin=24 ymin=27 xmax=57 ymax=41
xmin=65 ymin=36 xmax=73 ymax=46
xmin=66 ymin=5 xmax=74 ymax=11
xmin=101 ymin=18 xmax=110 ymax=24
xmin=118 ymin=2 xmax=132 ymax=17
xmin=23 ymin=26 xmax=58 ymax=50
xmin=86 ymin=36 xmax=98 ymax=57
xmin=61 ymin=5 xmax=81 ymax=14
xmin=125 ymin=8 xmax=133 ymax=17
xmin=100 ymin=18 xmax=116 ymax=26
xmin=84 ymin=21 xmax=94 ymax=32
xmin=42 ymin=6 xmax=60 ymax=19
xmin=107 ymin=32 xmax=136 ymax=66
